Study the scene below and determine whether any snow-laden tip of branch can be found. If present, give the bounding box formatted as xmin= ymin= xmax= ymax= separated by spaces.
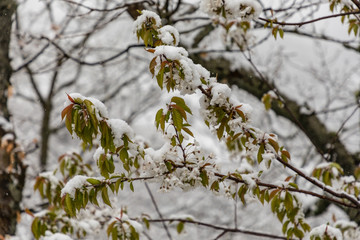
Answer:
xmin=200 ymin=0 xmax=262 ymax=21
xmin=133 ymin=10 xmax=162 ymax=32
xmin=153 ymin=46 xmax=209 ymax=94
xmin=210 ymin=82 xmax=232 ymax=106
xmin=39 ymin=171 xmax=61 ymax=189
xmin=310 ymin=224 xmax=343 ymax=240
xmin=61 ymin=175 xmax=89 ymax=198
xmin=107 ymin=119 xmax=134 ymax=147
xmin=158 ymin=25 xmax=180 ymax=46
xmin=65 ymin=93 xmax=109 ymax=119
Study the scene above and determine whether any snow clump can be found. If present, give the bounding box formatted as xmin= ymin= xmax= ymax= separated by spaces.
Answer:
xmin=200 ymin=0 xmax=262 ymax=21
xmin=133 ymin=10 xmax=162 ymax=31
xmin=61 ymin=175 xmax=89 ymax=198
xmin=310 ymin=224 xmax=343 ymax=240
xmin=158 ymin=25 xmax=180 ymax=46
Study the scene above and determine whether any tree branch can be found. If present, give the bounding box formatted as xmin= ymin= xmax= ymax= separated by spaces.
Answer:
xmin=40 ymin=36 xmax=144 ymax=66
xmin=145 ymin=183 xmax=173 ymax=240
xmin=147 ymin=218 xmax=291 ymax=239
xmin=259 ymin=11 xmax=360 ymax=26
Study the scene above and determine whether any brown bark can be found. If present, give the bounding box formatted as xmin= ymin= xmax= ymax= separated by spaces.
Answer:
xmin=0 ymin=0 xmax=27 ymax=236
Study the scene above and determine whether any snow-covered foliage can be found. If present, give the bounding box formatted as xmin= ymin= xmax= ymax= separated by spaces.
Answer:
xmin=310 ymin=224 xmax=343 ymax=240
xmin=200 ymin=0 xmax=262 ymax=21
xmin=158 ymin=25 xmax=180 ymax=46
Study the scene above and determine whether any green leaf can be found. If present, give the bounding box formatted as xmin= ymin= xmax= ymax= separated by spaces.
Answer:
xmin=87 ymin=178 xmax=101 ymax=185
xmin=111 ymin=226 xmax=118 ymax=240
xmin=182 ymin=127 xmax=194 ymax=137
xmin=284 ymin=191 xmax=293 ymax=211
xmin=217 ymin=122 xmax=225 ymax=140
xmin=271 ymin=195 xmax=279 ymax=213
xmin=261 ymin=93 xmax=272 ymax=111
xmin=293 ymin=227 xmax=304 ymax=238
xmin=257 ymin=143 xmax=265 ymax=163
xmin=101 ymin=187 xmax=112 ymax=207
xmin=129 ymin=182 xmax=134 ymax=192
xmin=120 ymin=148 xmax=129 ymax=162
xmin=149 ymin=57 xmax=157 ymax=77
xmin=155 ymin=109 xmax=163 ymax=129
xmin=272 ymin=26 xmax=278 ymax=39
xmin=143 ymin=30 xmax=150 ymax=47
xmin=143 ymin=218 xmax=150 ymax=229
xmin=156 ymin=67 xmax=165 ymax=89
xmin=172 ymin=104 xmax=187 ymax=121
xmin=31 ymin=218 xmax=40 ymax=239
xmin=171 ymin=97 xmax=192 ymax=114
xmin=65 ymin=194 xmax=76 ymax=217
xmin=301 ymin=222 xmax=311 ymax=232
xmin=282 ymin=220 xmax=290 ymax=234
xmin=210 ymin=181 xmax=220 ymax=192
xmin=279 ymin=28 xmax=284 ymax=38
xmin=172 ymin=109 xmax=183 ymax=131
xmin=268 ymin=138 xmax=279 ymax=153
xmin=200 ymin=170 xmax=209 ymax=187
xmin=65 ymin=112 xmax=73 ymax=135
xmin=177 ymin=221 xmax=184 ymax=234
xmin=107 ymin=221 xmax=116 ymax=237
xmin=238 ymin=184 xmax=247 ymax=204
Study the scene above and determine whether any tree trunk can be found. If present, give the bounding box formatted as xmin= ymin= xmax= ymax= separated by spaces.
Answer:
xmin=0 ymin=0 xmax=27 ymax=236
xmin=40 ymin=102 xmax=52 ymax=170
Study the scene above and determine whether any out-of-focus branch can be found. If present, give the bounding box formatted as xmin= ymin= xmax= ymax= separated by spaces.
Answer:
xmin=282 ymin=29 xmax=360 ymax=53
xmin=259 ymin=10 xmax=360 ymax=26
xmin=147 ymin=218 xmax=291 ymax=239
xmin=145 ymin=183 xmax=173 ymax=240
xmin=40 ymin=36 xmax=144 ymax=66
xmin=352 ymin=0 xmax=360 ymax=9
xmin=62 ymin=0 xmax=155 ymax=12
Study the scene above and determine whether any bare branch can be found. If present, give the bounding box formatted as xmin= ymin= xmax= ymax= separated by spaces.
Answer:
xmin=62 ymin=0 xmax=155 ymax=12
xmin=145 ymin=183 xmax=173 ymax=240
xmin=259 ymin=11 xmax=360 ymax=26
xmin=148 ymin=218 xmax=291 ymax=239
xmin=40 ymin=36 xmax=144 ymax=66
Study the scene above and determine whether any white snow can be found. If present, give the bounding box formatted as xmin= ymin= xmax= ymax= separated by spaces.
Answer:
xmin=41 ymin=231 xmax=73 ymax=240
xmin=0 ymin=116 xmax=13 ymax=131
xmin=61 ymin=175 xmax=89 ymax=198
xmin=334 ymin=220 xmax=357 ymax=229
xmin=154 ymin=45 xmax=188 ymax=60
xmin=39 ymin=171 xmax=60 ymax=189
xmin=133 ymin=10 xmax=162 ymax=31
xmin=158 ymin=25 xmax=180 ymax=46
xmin=210 ymin=83 xmax=231 ymax=106
xmin=200 ymin=0 xmax=262 ymax=21
xmin=310 ymin=224 xmax=343 ymax=240
xmin=107 ymin=119 xmax=134 ymax=147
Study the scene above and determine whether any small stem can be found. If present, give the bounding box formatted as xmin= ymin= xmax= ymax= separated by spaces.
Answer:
xmin=145 ymin=183 xmax=173 ymax=240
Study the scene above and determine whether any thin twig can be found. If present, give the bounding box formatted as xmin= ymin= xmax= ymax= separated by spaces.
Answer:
xmin=145 ymin=183 xmax=173 ymax=240
xmin=40 ymin=36 xmax=144 ymax=66
xmin=213 ymin=230 xmax=228 ymax=240
xmin=259 ymin=11 xmax=360 ymax=26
